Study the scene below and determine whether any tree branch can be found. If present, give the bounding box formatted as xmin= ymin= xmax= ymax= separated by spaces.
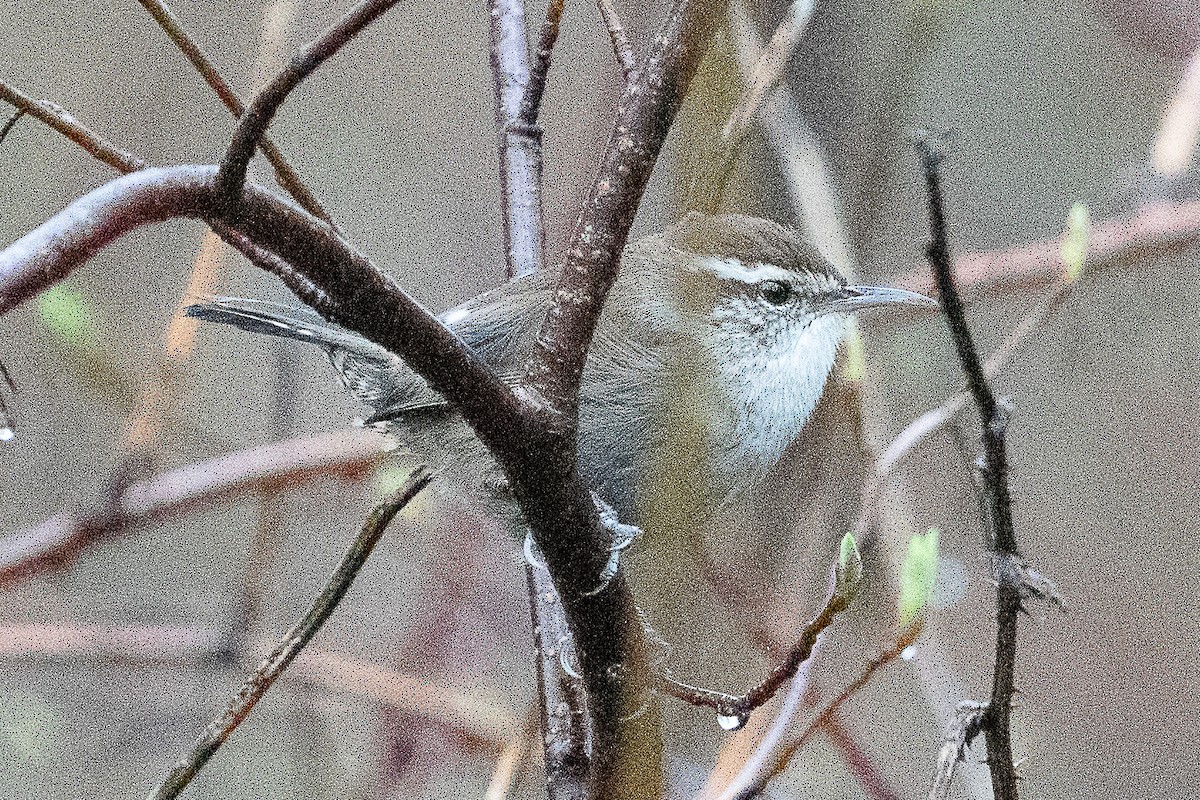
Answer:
xmin=917 ymin=137 xmax=1022 ymax=800
xmin=0 ymin=429 xmax=386 ymax=586
xmin=147 ymin=467 xmax=431 ymax=799
xmin=215 ymin=0 xmax=400 ymax=210
xmin=596 ymin=0 xmax=637 ymax=82
xmin=0 ymin=164 xmax=524 ymax=434
xmin=488 ymin=0 xmax=548 ymax=279
xmin=135 ymin=0 xmax=337 ymax=225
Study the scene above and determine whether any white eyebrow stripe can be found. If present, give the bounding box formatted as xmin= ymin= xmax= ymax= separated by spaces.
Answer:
xmin=694 ymin=256 xmax=796 ymax=284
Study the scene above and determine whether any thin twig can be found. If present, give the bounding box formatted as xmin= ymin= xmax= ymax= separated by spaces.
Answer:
xmin=0 ymin=81 xmax=147 ymax=172
xmin=659 ymin=575 xmax=849 ymax=725
xmin=520 ymin=0 xmax=567 ymax=124
xmin=147 ymin=467 xmax=432 ymax=800
xmin=216 ymin=0 xmax=400 ymax=209
xmin=135 ymin=0 xmax=337 ymax=225
xmin=0 ymin=108 xmax=26 ymax=147
xmin=596 ymin=0 xmax=637 ymax=82
xmin=853 ymin=278 xmax=1074 ymax=544
xmin=727 ymin=623 xmax=925 ymax=800
xmin=488 ymin=0 xmax=548 ymax=279
xmin=690 ymin=0 xmax=817 ymax=212
xmin=917 ymin=136 xmax=1022 ymax=800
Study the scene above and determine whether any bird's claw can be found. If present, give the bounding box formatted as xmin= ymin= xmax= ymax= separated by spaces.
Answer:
xmin=583 ymin=493 xmax=643 ymax=597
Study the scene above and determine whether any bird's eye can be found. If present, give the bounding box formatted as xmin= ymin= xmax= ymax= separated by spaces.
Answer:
xmin=761 ymin=280 xmax=792 ymax=305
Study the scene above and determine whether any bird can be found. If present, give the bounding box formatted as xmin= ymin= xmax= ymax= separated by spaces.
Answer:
xmin=187 ymin=212 xmax=932 ymax=527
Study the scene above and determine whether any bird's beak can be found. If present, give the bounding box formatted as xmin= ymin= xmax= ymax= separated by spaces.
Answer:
xmin=830 ymin=285 xmax=937 ymax=312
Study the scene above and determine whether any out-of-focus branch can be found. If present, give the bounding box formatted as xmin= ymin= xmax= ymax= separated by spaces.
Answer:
xmin=148 ymin=467 xmax=432 ymax=800
xmin=596 ymin=0 xmax=637 ymax=82
xmin=488 ymin=0 xmax=548 ymax=279
xmin=1153 ymin=44 xmax=1200 ymax=177
xmin=0 ymin=429 xmax=387 ymax=586
xmin=886 ymin=197 xmax=1200 ymax=304
xmin=917 ymin=138 xmax=1022 ymax=800
xmin=689 ymin=0 xmax=817 ymax=213
xmin=135 ymin=0 xmax=337 ymax=225
xmin=0 ymin=623 xmax=517 ymax=748
xmin=215 ymin=0 xmax=399 ymax=210
xmin=725 ymin=623 xmax=925 ymax=800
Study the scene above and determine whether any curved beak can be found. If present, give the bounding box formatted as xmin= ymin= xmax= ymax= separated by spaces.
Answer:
xmin=830 ymin=285 xmax=937 ymax=312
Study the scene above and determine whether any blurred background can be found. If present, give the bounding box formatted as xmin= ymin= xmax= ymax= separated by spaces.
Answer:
xmin=1 ymin=0 xmax=1197 ymax=798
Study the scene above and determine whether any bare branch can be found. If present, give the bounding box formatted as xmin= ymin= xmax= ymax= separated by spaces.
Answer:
xmin=916 ymin=137 xmax=1022 ymax=800
xmin=726 ymin=624 xmax=925 ymax=800
xmin=596 ymin=0 xmax=637 ymax=82
xmin=147 ymin=467 xmax=432 ymax=800
xmin=0 ymin=165 xmax=524 ymax=434
xmin=0 ymin=80 xmax=147 ymax=172
xmin=526 ymin=554 xmax=591 ymax=799
xmin=659 ymin=572 xmax=849 ymax=728
xmin=0 ymin=429 xmax=386 ymax=586
xmin=488 ymin=0 xmax=548 ymax=279
xmin=135 ymin=0 xmax=337 ymax=225
xmin=886 ymin=197 xmax=1200 ymax=304
xmin=521 ymin=0 xmax=567 ymax=124
xmin=216 ymin=0 xmax=400 ymax=210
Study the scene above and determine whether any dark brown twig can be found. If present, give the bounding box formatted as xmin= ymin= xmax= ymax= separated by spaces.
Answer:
xmin=520 ymin=0 xmax=567 ymax=124
xmin=596 ymin=0 xmax=637 ymax=82
xmin=526 ymin=551 xmax=591 ymax=799
xmin=0 ymin=81 xmax=147 ymax=172
xmin=148 ymin=467 xmax=432 ymax=800
xmin=488 ymin=0 xmax=548 ymax=279
xmin=0 ymin=109 xmax=26 ymax=148
xmin=916 ymin=136 xmax=1022 ymax=800
xmin=658 ymin=573 xmax=849 ymax=727
xmin=135 ymin=0 xmax=336 ymax=225
xmin=216 ymin=0 xmax=400 ymax=210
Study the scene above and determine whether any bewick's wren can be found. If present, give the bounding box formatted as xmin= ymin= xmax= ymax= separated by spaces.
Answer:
xmin=187 ymin=212 xmax=931 ymax=524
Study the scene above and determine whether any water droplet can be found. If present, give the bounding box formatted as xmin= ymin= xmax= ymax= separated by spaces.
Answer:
xmin=0 ymin=426 xmax=12 ymax=442
xmin=900 ymin=645 xmax=917 ymax=661
xmin=717 ymin=712 xmax=747 ymax=731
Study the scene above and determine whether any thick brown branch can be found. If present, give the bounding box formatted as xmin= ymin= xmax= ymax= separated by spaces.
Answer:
xmin=216 ymin=0 xmax=400 ymax=209
xmin=148 ymin=467 xmax=432 ymax=799
xmin=0 ymin=165 xmax=524 ymax=436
